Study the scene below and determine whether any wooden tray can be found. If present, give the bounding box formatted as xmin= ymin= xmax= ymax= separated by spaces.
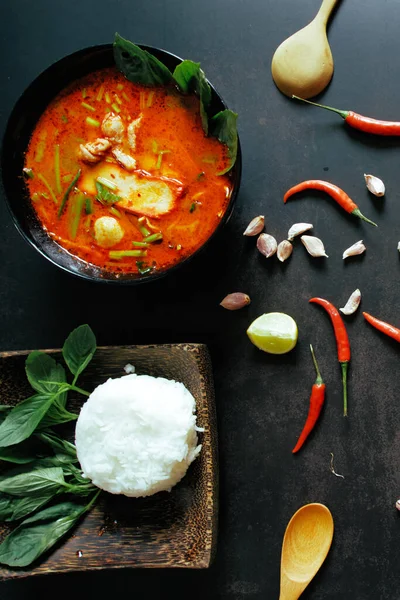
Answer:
xmin=0 ymin=344 xmax=218 ymax=579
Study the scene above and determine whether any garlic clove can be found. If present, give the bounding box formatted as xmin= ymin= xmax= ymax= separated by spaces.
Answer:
xmin=277 ymin=240 xmax=293 ymax=262
xmin=300 ymin=235 xmax=328 ymax=257
xmin=220 ymin=292 xmax=251 ymax=310
xmin=288 ymin=223 xmax=313 ymax=241
xmin=364 ymin=174 xmax=385 ymax=197
xmin=243 ymin=215 xmax=265 ymax=236
xmin=343 ymin=240 xmax=366 ymax=260
xmin=340 ymin=289 xmax=361 ymax=315
xmin=397 ymin=242 xmax=400 ymax=252
xmin=257 ymin=233 xmax=277 ymax=258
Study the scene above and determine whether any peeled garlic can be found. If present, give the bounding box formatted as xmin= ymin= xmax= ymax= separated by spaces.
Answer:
xmin=301 ymin=235 xmax=328 ymax=258
xmin=343 ymin=240 xmax=366 ymax=260
xmin=340 ymin=289 xmax=361 ymax=315
xmin=397 ymin=242 xmax=400 ymax=252
xmin=243 ymin=215 xmax=265 ymax=236
xmin=288 ymin=223 xmax=313 ymax=241
xmin=257 ymin=233 xmax=277 ymax=258
xmin=220 ymin=292 xmax=251 ymax=310
xmin=277 ymin=240 xmax=293 ymax=262
xmin=364 ymin=174 xmax=385 ymax=197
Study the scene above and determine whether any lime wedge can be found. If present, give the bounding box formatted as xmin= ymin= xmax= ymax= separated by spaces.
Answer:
xmin=247 ymin=312 xmax=298 ymax=354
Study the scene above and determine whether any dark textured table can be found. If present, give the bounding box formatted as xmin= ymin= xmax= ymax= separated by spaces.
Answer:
xmin=1 ymin=0 xmax=400 ymax=598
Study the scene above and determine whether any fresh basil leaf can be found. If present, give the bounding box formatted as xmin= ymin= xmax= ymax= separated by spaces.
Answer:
xmin=114 ymin=33 xmax=173 ymax=86
xmin=0 ymin=394 xmax=56 ymax=448
xmin=36 ymin=432 xmax=77 ymax=460
xmin=0 ymin=492 xmax=55 ymax=522
xmin=62 ymin=324 xmax=96 ymax=380
xmin=0 ymin=467 xmax=66 ymax=497
xmin=172 ymin=60 xmax=211 ymax=134
xmin=25 ymin=352 xmax=66 ymax=400
xmin=0 ymin=406 xmax=11 ymax=412
xmin=38 ymin=403 xmax=78 ymax=429
xmin=95 ymin=181 xmax=121 ymax=206
xmin=0 ymin=438 xmax=40 ymax=464
xmin=0 ymin=501 xmax=86 ymax=567
xmin=209 ymin=109 xmax=238 ymax=175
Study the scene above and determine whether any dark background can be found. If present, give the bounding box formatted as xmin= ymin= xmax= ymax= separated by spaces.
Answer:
xmin=1 ymin=0 xmax=400 ymax=598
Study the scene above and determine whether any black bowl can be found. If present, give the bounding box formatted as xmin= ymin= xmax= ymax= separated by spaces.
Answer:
xmin=1 ymin=44 xmax=241 ymax=284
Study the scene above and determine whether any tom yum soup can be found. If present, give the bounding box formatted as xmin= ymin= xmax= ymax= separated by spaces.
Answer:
xmin=23 ymin=40 xmax=238 ymax=277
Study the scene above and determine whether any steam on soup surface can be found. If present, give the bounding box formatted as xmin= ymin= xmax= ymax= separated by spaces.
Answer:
xmin=24 ymin=67 xmax=233 ymax=275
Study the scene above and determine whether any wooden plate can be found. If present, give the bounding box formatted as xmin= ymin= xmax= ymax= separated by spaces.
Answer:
xmin=0 ymin=343 xmax=218 ymax=579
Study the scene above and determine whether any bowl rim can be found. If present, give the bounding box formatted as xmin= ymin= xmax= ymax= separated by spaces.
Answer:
xmin=1 ymin=42 xmax=242 ymax=285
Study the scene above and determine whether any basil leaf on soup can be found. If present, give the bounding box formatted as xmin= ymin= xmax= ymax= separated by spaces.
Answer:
xmin=62 ymin=324 xmax=96 ymax=381
xmin=0 ymin=492 xmax=55 ymax=522
xmin=0 ymin=501 xmax=87 ymax=567
xmin=0 ymin=467 xmax=66 ymax=497
xmin=209 ymin=109 xmax=238 ymax=175
xmin=25 ymin=352 xmax=66 ymax=398
xmin=114 ymin=33 xmax=173 ymax=86
xmin=0 ymin=394 xmax=56 ymax=448
xmin=172 ymin=61 xmax=212 ymax=134
xmin=95 ymin=181 xmax=121 ymax=206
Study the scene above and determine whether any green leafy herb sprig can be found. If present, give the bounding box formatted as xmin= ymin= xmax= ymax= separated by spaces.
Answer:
xmin=113 ymin=33 xmax=238 ymax=175
xmin=0 ymin=325 xmax=100 ymax=568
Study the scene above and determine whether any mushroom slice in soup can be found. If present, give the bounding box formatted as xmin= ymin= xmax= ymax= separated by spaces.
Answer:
xmin=127 ymin=114 xmax=143 ymax=150
xmin=111 ymin=147 xmax=136 ymax=171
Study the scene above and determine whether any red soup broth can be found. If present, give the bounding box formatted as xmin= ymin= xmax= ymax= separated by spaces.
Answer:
xmin=24 ymin=67 xmax=233 ymax=275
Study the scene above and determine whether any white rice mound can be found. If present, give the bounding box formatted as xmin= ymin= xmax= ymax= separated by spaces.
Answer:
xmin=75 ymin=374 xmax=202 ymax=497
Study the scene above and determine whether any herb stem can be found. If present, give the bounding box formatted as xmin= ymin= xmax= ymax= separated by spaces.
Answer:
xmin=37 ymin=174 xmax=58 ymax=205
xmin=58 ymin=169 xmax=81 ymax=218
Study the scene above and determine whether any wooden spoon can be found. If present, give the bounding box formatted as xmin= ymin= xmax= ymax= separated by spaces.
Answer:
xmin=271 ymin=0 xmax=340 ymax=99
xmin=279 ymin=503 xmax=334 ymax=600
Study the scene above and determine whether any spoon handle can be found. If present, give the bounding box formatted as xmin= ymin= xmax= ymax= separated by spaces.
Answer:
xmin=316 ymin=0 xmax=340 ymax=26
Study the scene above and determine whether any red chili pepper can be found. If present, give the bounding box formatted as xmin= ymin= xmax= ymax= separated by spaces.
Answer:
xmin=292 ymin=344 xmax=326 ymax=454
xmin=293 ymin=96 xmax=400 ymax=136
xmin=309 ymin=297 xmax=351 ymax=417
xmin=363 ymin=312 xmax=400 ymax=343
xmin=284 ymin=180 xmax=377 ymax=227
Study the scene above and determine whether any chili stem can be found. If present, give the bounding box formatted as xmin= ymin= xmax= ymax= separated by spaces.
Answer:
xmin=310 ymin=344 xmax=323 ymax=383
xmin=292 ymin=95 xmax=349 ymax=120
xmin=352 ymin=208 xmax=378 ymax=227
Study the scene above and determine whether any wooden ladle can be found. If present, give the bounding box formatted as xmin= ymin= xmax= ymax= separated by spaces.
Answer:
xmin=279 ymin=503 xmax=334 ymax=600
xmin=271 ymin=0 xmax=340 ymax=99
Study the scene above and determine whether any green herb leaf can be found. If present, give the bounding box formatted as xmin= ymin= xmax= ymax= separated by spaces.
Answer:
xmin=0 ymin=438 xmax=40 ymax=464
xmin=0 ymin=394 xmax=56 ymax=448
xmin=172 ymin=60 xmax=211 ymax=134
xmin=38 ymin=403 xmax=78 ymax=429
xmin=114 ymin=33 xmax=173 ymax=86
xmin=0 ymin=493 xmax=55 ymax=522
xmin=62 ymin=324 xmax=96 ymax=381
xmin=36 ymin=432 xmax=77 ymax=461
xmin=209 ymin=110 xmax=238 ymax=175
xmin=0 ymin=467 xmax=66 ymax=497
xmin=0 ymin=500 xmax=87 ymax=567
xmin=25 ymin=352 xmax=67 ymax=399
xmin=95 ymin=181 xmax=121 ymax=206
